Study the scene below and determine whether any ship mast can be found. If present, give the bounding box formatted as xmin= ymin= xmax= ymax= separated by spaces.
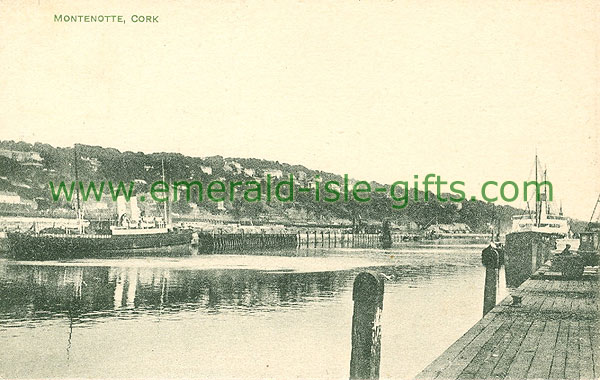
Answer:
xmin=535 ymin=154 xmax=540 ymax=227
xmin=559 ymin=201 xmax=563 ymax=217
xmin=73 ymin=144 xmax=83 ymax=233
xmin=589 ymin=193 xmax=600 ymax=225
xmin=161 ymin=159 xmax=168 ymax=227
xmin=543 ymin=166 xmax=549 ymax=216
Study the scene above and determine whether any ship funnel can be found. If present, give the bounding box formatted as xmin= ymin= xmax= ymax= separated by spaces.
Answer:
xmin=130 ymin=196 xmax=140 ymax=221
xmin=116 ymin=195 xmax=127 ymax=218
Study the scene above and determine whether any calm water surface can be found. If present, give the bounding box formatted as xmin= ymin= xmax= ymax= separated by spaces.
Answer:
xmin=0 ymin=245 xmax=507 ymax=379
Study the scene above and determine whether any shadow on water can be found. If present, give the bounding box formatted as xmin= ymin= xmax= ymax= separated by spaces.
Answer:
xmin=0 ymin=246 xmax=481 ymax=327
xmin=0 ymin=265 xmax=355 ymax=326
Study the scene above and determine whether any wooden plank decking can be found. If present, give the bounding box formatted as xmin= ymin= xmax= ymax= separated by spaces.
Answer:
xmin=417 ymin=270 xmax=599 ymax=379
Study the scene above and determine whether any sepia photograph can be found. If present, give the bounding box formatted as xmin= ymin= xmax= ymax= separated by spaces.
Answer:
xmin=0 ymin=1 xmax=598 ymax=379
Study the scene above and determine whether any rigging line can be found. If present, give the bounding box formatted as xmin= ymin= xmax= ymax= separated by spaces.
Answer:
xmin=589 ymin=193 xmax=600 ymax=224
xmin=521 ymin=158 xmax=536 ymax=219
xmin=525 ymin=159 xmax=539 ymax=218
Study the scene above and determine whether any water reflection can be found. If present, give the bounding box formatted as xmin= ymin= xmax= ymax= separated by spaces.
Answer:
xmin=0 ymin=265 xmax=352 ymax=326
xmin=0 ymin=247 xmax=503 ymax=379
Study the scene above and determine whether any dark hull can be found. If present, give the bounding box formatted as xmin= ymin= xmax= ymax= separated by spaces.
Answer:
xmin=504 ymin=231 xmax=556 ymax=288
xmin=6 ymin=230 xmax=193 ymax=260
xmin=0 ymin=235 xmax=8 ymax=252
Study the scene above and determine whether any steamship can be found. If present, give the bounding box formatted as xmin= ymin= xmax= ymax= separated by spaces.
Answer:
xmin=503 ymin=156 xmax=570 ymax=287
xmin=6 ymin=148 xmax=192 ymax=260
xmin=7 ymin=191 xmax=193 ymax=260
xmin=6 ymin=223 xmax=192 ymax=260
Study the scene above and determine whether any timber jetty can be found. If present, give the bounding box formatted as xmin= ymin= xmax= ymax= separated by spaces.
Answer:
xmin=192 ymin=231 xmax=390 ymax=253
xmin=195 ymin=231 xmax=298 ymax=253
xmin=417 ymin=260 xmax=599 ymax=380
xmin=191 ymin=230 xmax=426 ymax=253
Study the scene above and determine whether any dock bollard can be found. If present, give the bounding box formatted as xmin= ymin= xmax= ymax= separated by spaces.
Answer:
xmin=350 ymin=271 xmax=385 ymax=380
xmin=483 ymin=266 xmax=497 ymax=316
xmin=511 ymin=294 xmax=522 ymax=306
xmin=481 ymin=243 xmax=499 ymax=316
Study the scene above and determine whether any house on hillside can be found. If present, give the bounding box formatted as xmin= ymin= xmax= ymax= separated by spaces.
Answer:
xmin=264 ymin=169 xmax=283 ymax=179
xmin=81 ymin=156 xmax=100 ymax=172
xmin=224 ymin=160 xmax=242 ymax=173
xmin=0 ymin=191 xmax=21 ymax=204
xmin=0 ymin=191 xmax=37 ymax=211
xmin=308 ymin=177 xmax=323 ymax=190
xmin=295 ymin=171 xmax=308 ymax=185
xmin=426 ymin=223 xmax=472 ymax=234
xmin=0 ymin=149 xmax=43 ymax=162
xmin=200 ymin=166 xmax=212 ymax=175
xmin=392 ymin=220 xmax=419 ymax=231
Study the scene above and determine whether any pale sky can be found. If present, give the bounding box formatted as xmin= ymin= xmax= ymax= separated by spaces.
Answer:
xmin=1 ymin=0 xmax=598 ymax=220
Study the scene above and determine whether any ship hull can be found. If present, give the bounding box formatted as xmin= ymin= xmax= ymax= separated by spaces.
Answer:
xmin=504 ymin=231 xmax=557 ymax=288
xmin=6 ymin=230 xmax=193 ymax=260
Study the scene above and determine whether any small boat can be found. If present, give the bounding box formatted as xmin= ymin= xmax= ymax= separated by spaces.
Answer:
xmin=542 ymin=220 xmax=599 ymax=280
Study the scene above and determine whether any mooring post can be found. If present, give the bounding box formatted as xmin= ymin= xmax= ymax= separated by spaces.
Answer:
xmin=350 ymin=271 xmax=385 ymax=380
xmin=483 ymin=266 xmax=497 ymax=316
xmin=481 ymin=244 xmax=499 ymax=316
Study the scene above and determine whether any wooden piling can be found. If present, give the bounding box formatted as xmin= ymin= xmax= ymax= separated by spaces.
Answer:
xmin=483 ymin=266 xmax=497 ymax=316
xmin=350 ymin=271 xmax=385 ymax=380
xmin=481 ymin=244 xmax=500 ymax=316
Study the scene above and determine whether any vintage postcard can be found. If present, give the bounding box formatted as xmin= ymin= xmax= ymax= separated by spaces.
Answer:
xmin=0 ymin=1 xmax=598 ymax=379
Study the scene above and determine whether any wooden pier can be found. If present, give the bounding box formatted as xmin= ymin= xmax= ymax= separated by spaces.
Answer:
xmin=296 ymin=231 xmax=422 ymax=249
xmin=297 ymin=231 xmax=387 ymax=249
xmin=190 ymin=229 xmax=468 ymax=253
xmin=196 ymin=231 xmax=391 ymax=252
xmin=195 ymin=232 xmax=298 ymax=253
xmin=417 ymin=267 xmax=599 ymax=379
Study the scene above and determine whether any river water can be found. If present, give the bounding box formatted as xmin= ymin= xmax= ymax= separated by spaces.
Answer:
xmin=0 ymin=244 xmax=507 ymax=379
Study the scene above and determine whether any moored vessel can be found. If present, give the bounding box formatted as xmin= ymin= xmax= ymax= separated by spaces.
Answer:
xmin=6 ymin=149 xmax=192 ymax=260
xmin=503 ymin=155 xmax=568 ymax=287
xmin=6 ymin=226 xmax=192 ymax=260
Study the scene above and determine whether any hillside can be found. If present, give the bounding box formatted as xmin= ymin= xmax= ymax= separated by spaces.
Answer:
xmin=0 ymin=140 xmax=528 ymax=232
